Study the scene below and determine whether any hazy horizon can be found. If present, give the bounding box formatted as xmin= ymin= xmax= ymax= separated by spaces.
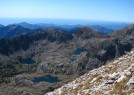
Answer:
xmin=0 ymin=18 xmax=133 ymax=26
xmin=0 ymin=0 xmax=134 ymax=24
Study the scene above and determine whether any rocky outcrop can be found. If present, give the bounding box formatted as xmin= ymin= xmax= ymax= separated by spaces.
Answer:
xmin=46 ymin=50 xmax=134 ymax=95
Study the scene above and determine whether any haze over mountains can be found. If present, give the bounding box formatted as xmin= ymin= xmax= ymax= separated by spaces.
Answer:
xmin=0 ymin=21 xmax=129 ymax=38
xmin=0 ymin=24 xmax=3 ymax=27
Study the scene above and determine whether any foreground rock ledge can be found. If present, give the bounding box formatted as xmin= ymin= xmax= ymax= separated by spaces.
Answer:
xmin=46 ymin=50 xmax=134 ymax=95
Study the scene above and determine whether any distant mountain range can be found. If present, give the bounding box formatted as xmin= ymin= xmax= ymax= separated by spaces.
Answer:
xmin=0 ymin=22 xmax=129 ymax=38
xmin=0 ymin=24 xmax=4 ymax=27
xmin=89 ymin=25 xmax=113 ymax=34
xmin=0 ymin=24 xmax=33 ymax=38
xmin=101 ymin=24 xmax=128 ymax=31
xmin=18 ymin=22 xmax=41 ymax=30
xmin=17 ymin=22 xmax=116 ymax=33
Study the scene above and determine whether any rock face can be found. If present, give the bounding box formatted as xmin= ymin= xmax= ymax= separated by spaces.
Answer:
xmin=46 ymin=50 xmax=134 ymax=95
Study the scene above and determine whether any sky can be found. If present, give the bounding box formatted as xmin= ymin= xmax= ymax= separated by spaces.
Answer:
xmin=0 ymin=0 xmax=134 ymax=23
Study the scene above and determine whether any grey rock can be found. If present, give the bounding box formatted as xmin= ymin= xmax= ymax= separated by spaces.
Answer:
xmin=105 ymin=80 xmax=114 ymax=84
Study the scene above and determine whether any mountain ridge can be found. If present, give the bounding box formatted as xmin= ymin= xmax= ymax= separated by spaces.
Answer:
xmin=0 ymin=22 xmax=117 ymax=36
xmin=0 ymin=24 xmax=33 ymax=38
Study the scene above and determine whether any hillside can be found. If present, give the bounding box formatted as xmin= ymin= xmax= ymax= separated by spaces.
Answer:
xmin=110 ymin=24 xmax=134 ymax=37
xmin=46 ymin=49 xmax=134 ymax=95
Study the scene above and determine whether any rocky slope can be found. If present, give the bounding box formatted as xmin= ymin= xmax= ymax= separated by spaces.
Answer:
xmin=46 ymin=49 xmax=134 ymax=95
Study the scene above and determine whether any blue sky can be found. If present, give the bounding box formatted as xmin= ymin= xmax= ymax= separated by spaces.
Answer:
xmin=0 ymin=0 xmax=134 ymax=23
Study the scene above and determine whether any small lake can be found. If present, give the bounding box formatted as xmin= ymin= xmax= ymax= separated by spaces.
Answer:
xmin=72 ymin=48 xmax=87 ymax=55
xmin=21 ymin=58 xmax=36 ymax=64
xmin=32 ymin=75 xmax=60 ymax=83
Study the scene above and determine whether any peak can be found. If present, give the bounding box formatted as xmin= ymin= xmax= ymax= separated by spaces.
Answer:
xmin=76 ymin=26 xmax=105 ymax=34
xmin=126 ymin=24 xmax=134 ymax=29
xmin=19 ymin=22 xmax=31 ymax=25
xmin=7 ymin=24 xmax=28 ymax=30
xmin=7 ymin=24 xmax=20 ymax=29
xmin=119 ymin=24 xmax=134 ymax=30
xmin=73 ymin=27 xmax=105 ymax=39
xmin=109 ymin=24 xmax=134 ymax=37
